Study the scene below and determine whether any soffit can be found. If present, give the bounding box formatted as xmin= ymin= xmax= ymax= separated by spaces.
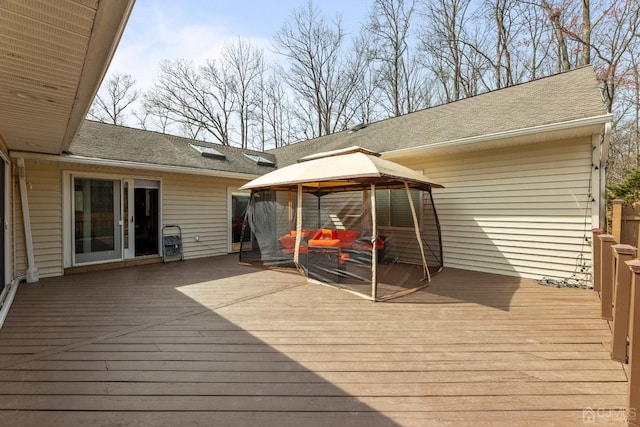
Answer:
xmin=0 ymin=0 xmax=134 ymax=154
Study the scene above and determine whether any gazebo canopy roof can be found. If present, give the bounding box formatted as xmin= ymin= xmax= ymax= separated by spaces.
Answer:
xmin=240 ymin=146 xmax=443 ymax=193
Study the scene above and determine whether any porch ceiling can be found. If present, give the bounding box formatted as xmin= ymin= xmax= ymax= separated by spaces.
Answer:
xmin=0 ymin=0 xmax=134 ymax=155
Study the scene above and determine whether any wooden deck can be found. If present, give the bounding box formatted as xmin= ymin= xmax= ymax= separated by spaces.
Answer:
xmin=0 ymin=255 xmax=628 ymax=426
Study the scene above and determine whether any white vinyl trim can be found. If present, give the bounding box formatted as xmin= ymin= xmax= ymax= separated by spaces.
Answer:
xmin=383 ymin=114 xmax=613 ymax=159
xmin=11 ymin=152 xmax=258 ymax=181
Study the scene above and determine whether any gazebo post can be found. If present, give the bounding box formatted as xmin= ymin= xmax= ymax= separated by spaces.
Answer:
xmin=405 ymin=182 xmax=430 ymax=282
xmin=371 ymin=184 xmax=378 ymax=301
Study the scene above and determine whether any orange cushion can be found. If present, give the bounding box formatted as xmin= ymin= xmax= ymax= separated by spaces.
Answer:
xmin=308 ymin=239 xmax=340 ymax=247
xmin=336 ymin=229 xmax=358 ymax=243
xmin=321 ymin=229 xmax=337 ymax=239
xmin=278 ymin=234 xmax=295 ymax=249
xmin=307 ymin=229 xmax=322 ymax=240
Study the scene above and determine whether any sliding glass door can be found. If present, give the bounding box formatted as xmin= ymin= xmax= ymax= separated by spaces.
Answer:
xmin=73 ymin=178 xmax=122 ymax=264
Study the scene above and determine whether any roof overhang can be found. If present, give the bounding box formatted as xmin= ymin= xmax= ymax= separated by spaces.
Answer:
xmin=10 ymin=151 xmax=259 ymax=182
xmin=382 ymin=113 xmax=613 ymax=161
xmin=0 ymin=0 xmax=135 ymax=155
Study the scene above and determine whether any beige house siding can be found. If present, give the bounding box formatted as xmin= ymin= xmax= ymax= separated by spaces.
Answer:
xmin=163 ymin=175 xmax=243 ymax=259
xmin=7 ymin=133 xmax=596 ymax=283
xmin=13 ymin=163 xmax=63 ymax=278
xmin=403 ymin=137 xmax=594 ymax=280
xmin=10 ymin=160 xmax=249 ymax=279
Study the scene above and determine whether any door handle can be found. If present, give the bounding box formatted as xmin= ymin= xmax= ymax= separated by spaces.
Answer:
xmin=131 ymin=216 xmax=134 ymax=223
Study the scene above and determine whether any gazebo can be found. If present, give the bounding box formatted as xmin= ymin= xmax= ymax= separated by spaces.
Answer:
xmin=239 ymin=146 xmax=444 ymax=301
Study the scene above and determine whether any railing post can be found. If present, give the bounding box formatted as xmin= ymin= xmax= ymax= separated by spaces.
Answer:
xmin=625 ymin=260 xmax=640 ymax=425
xmin=599 ymin=234 xmax=616 ymax=320
xmin=612 ymin=199 xmax=624 ymax=243
xmin=593 ymin=228 xmax=603 ymax=292
xmin=611 ymin=244 xmax=637 ymax=362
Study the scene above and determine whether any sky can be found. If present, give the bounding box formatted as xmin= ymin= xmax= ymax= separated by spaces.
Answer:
xmin=105 ymin=0 xmax=372 ymax=94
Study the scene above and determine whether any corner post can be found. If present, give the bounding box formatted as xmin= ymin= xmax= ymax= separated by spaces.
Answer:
xmin=599 ymin=234 xmax=616 ymax=320
xmin=611 ymin=244 xmax=636 ymax=362
xmin=625 ymin=260 xmax=640 ymax=425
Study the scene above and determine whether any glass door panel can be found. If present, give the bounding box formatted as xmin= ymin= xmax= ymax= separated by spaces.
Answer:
xmin=123 ymin=180 xmax=130 ymax=256
xmin=74 ymin=178 xmax=121 ymax=264
xmin=134 ymin=185 xmax=159 ymax=256
xmin=231 ymin=192 xmax=250 ymax=252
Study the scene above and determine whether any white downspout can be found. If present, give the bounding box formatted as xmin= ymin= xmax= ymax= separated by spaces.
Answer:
xmin=16 ymin=158 xmax=38 ymax=283
xmin=599 ymin=122 xmax=612 ymax=230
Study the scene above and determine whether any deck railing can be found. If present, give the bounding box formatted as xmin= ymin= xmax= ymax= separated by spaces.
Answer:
xmin=593 ymin=207 xmax=640 ymax=424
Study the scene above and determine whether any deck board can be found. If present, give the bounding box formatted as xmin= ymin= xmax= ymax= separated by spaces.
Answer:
xmin=0 ymin=255 xmax=628 ymax=425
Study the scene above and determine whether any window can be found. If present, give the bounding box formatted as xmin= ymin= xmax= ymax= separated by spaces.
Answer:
xmin=375 ymin=188 xmax=421 ymax=228
xmin=243 ymin=153 xmax=275 ymax=167
xmin=189 ymin=143 xmax=226 ymax=160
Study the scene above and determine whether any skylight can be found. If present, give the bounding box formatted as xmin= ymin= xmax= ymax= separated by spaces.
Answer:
xmin=244 ymin=153 xmax=275 ymax=167
xmin=189 ymin=143 xmax=225 ymax=160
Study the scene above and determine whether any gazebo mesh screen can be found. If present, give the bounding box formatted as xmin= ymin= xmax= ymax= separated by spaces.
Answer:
xmin=239 ymin=187 xmax=443 ymax=301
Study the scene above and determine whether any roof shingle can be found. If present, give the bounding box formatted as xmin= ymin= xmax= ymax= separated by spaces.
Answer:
xmin=269 ymin=66 xmax=608 ymax=166
xmin=69 ymin=121 xmax=277 ymax=176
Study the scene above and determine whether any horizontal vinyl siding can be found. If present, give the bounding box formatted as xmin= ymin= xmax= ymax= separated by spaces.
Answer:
xmin=405 ymin=138 xmax=593 ymax=281
xmin=380 ymin=193 xmax=442 ymax=268
xmin=12 ymin=161 xmax=248 ymax=278
xmin=13 ymin=163 xmax=63 ymax=278
xmin=163 ymin=175 xmax=244 ymax=260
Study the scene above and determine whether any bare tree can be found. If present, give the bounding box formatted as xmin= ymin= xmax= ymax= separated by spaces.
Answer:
xmin=489 ymin=0 xmax=517 ymax=88
xmin=529 ymin=0 xmax=639 ymax=112
xmin=418 ymin=0 xmax=474 ymax=102
xmin=590 ymin=0 xmax=640 ymax=113
xmin=367 ymin=0 xmax=418 ymax=116
xmin=88 ymin=73 xmax=139 ymax=125
xmin=145 ymin=59 xmax=235 ymax=145
xmin=262 ymin=67 xmax=297 ymax=148
xmin=538 ymin=0 xmax=573 ymax=72
xmin=601 ymin=6 xmax=640 ymax=182
xmin=515 ymin=1 xmax=554 ymax=80
xmin=223 ymin=38 xmax=264 ymax=148
xmin=133 ymin=99 xmax=173 ymax=133
xmin=273 ymin=0 xmax=361 ymax=137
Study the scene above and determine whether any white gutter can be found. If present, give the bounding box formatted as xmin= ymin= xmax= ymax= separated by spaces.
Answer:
xmin=10 ymin=152 xmax=260 ymax=181
xmin=16 ymin=158 xmax=38 ymax=283
xmin=383 ymin=113 xmax=613 ymax=159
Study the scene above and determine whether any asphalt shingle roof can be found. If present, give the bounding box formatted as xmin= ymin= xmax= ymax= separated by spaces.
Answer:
xmin=68 ymin=121 xmax=277 ymax=176
xmin=269 ymin=66 xmax=609 ymax=166
xmin=68 ymin=67 xmax=607 ymax=174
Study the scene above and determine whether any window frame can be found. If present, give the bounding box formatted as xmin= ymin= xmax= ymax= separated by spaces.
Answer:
xmin=375 ymin=188 xmax=423 ymax=229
